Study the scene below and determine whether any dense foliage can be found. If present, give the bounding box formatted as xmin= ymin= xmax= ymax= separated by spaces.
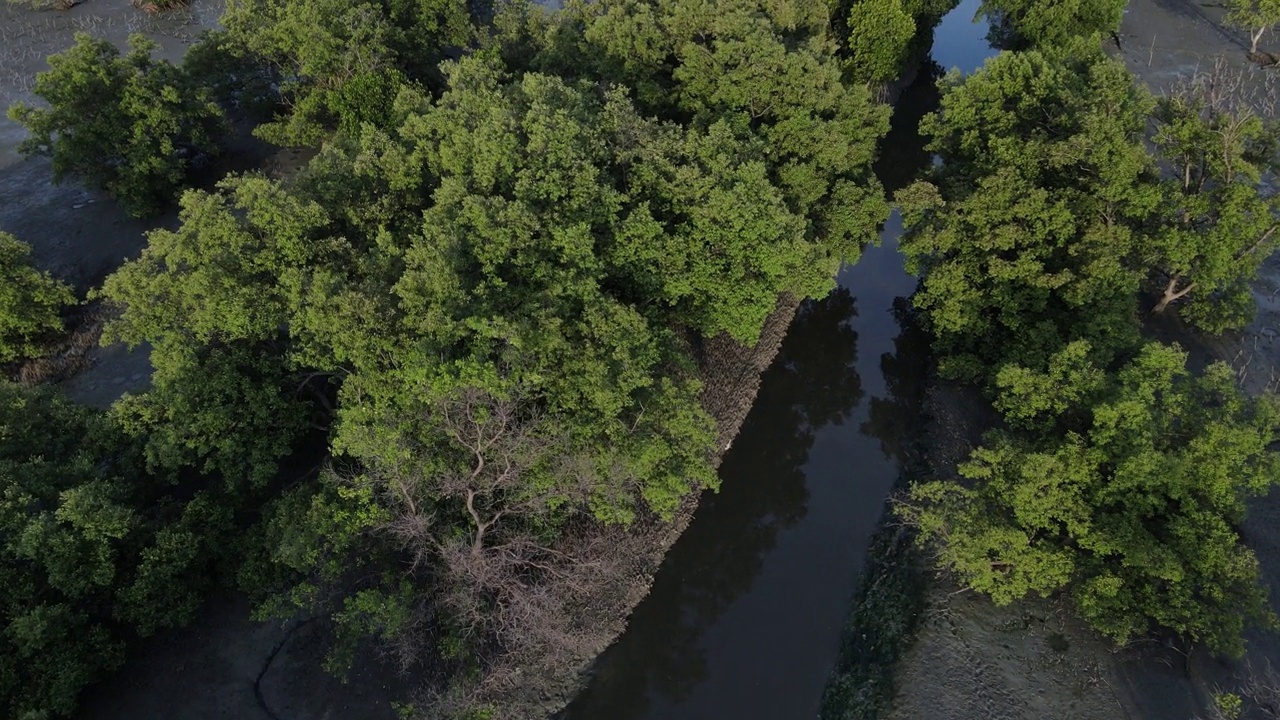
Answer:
xmin=0 ymin=383 xmax=234 ymax=719
xmin=979 ymin=0 xmax=1126 ymax=49
xmin=8 ymin=34 xmax=227 ymax=218
xmin=900 ymin=43 xmax=1280 ymax=380
xmin=0 ymin=232 xmax=75 ymax=365
xmin=219 ymin=0 xmax=474 ymax=145
xmin=903 ymin=342 xmax=1280 ymax=656
xmin=844 ymin=0 xmax=917 ymax=83
xmin=898 ymin=44 xmax=1155 ymax=382
xmin=899 ymin=40 xmax=1280 ymax=658
xmin=90 ymin=0 xmax=892 ymax=713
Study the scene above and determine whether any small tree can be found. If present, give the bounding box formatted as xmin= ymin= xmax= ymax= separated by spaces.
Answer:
xmin=8 ymin=34 xmax=226 ymax=218
xmin=0 ymin=231 xmax=75 ymax=365
xmin=901 ymin=341 xmax=1280 ymax=657
xmin=897 ymin=45 xmax=1156 ymax=382
xmin=1226 ymin=0 xmax=1280 ymax=55
xmin=846 ymin=0 xmax=917 ymax=84
xmin=1146 ymin=62 xmax=1280 ymax=330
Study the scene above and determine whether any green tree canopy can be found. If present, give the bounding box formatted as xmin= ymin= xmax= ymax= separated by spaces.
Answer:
xmin=8 ymin=34 xmax=227 ymax=218
xmin=844 ymin=0 xmax=917 ymax=83
xmin=897 ymin=44 xmax=1158 ymax=382
xmin=0 ymin=232 xmax=75 ymax=365
xmin=220 ymin=0 xmax=474 ymax=145
xmin=979 ymin=0 xmax=1127 ymax=49
xmin=1226 ymin=0 xmax=1280 ymax=54
xmin=506 ymin=0 xmax=891 ymax=274
xmin=901 ymin=341 xmax=1280 ymax=657
xmin=101 ymin=0 xmax=895 ymax=708
xmin=1143 ymin=68 xmax=1280 ymax=331
xmin=97 ymin=178 xmax=318 ymax=489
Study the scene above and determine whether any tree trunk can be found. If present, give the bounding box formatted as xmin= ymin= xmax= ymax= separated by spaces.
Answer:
xmin=1153 ymin=275 xmax=1195 ymax=314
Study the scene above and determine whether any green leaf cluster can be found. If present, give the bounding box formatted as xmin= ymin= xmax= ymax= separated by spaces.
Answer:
xmin=844 ymin=0 xmax=917 ymax=83
xmin=903 ymin=342 xmax=1280 ymax=656
xmin=979 ymin=0 xmax=1127 ymax=49
xmin=503 ymin=0 xmax=891 ymax=273
xmin=827 ymin=0 xmax=960 ymax=84
xmin=901 ymin=44 xmax=1280 ymax=383
xmin=899 ymin=44 xmax=1156 ymax=381
xmin=0 ymin=232 xmax=76 ymax=365
xmin=220 ymin=0 xmax=474 ymax=144
xmin=0 ymin=383 xmax=228 ymax=719
xmin=8 ymin=34 xmax=227 ymax=218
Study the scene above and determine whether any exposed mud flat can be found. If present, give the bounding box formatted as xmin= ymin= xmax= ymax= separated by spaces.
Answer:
xmin=886 ymin=3 xmax=1280 ymax=718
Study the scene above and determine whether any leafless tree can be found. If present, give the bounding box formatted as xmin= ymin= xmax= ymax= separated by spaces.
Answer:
xmin=355 ymin=384 xmax=657 ymax=714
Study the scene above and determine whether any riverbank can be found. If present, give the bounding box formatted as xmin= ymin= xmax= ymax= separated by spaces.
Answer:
xmin=876 ymin=2 xmax=1280 ymax=718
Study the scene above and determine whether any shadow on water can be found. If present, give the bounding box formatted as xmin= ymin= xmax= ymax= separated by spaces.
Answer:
xmin=860 ymin=297 xmax=933 ymax=464
xmin=875 ymin=61 xmax=944 ymax=196
xmin=562 ymin=287 xmax=864 ymax=720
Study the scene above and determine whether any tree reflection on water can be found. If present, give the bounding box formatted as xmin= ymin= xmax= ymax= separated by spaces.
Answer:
xmin=560 ymin=286 xmax=864 ymax=719
xmin=861 ymin=296 xmax=932 ymax=463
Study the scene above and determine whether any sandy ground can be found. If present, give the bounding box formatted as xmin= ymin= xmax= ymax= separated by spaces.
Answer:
xmin=887 ymin=3 xmax=1280 ymax=718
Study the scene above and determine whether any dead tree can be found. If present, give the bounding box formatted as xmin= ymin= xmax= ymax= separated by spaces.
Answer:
xmin=367 ymin=384 xmax=651 ymax=706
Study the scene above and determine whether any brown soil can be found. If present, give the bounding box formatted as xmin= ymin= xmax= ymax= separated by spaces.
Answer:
xmin=888 ymin=3 xmax=1280 ymax=718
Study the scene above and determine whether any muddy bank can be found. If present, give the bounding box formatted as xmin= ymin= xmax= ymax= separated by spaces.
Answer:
xmin=484 ymin=294 xmax=804 ymax=719
xmin=884 ymin=2 xmax=1280 ymax=718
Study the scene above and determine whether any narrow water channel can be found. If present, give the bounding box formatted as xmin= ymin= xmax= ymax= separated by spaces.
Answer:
xmin=559 ymin=4 xmax=998 ymax=719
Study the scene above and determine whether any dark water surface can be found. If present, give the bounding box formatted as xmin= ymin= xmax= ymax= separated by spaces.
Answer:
xmin=560 ymin=6 xmax=997 ymax=719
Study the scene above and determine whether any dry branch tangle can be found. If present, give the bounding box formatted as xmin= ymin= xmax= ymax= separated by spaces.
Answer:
xmin=431 ymin=293 xmax=804 ymax=719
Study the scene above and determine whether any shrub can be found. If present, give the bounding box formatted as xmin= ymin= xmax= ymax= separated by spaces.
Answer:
xmin=8 ymin=33 xmax=227 ymax=217
xmin=0 ymin=231 xmax=75 ymax=365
